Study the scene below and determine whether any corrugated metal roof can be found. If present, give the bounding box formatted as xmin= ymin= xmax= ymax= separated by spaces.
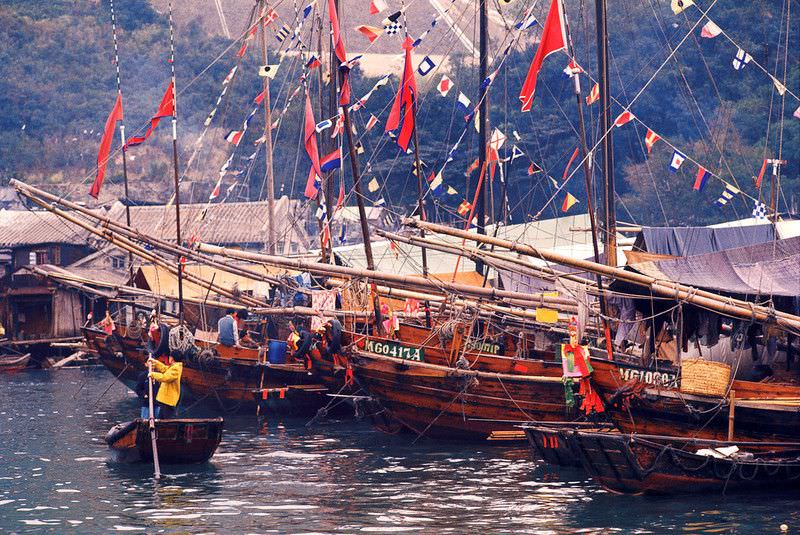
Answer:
xmin=106 ymin=197 xmax=312 ymax=249
xmin=0 ymin=208 xmax=91 ymax=247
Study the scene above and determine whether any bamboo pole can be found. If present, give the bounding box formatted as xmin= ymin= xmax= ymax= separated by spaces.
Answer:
xmin=196 ymin=242 xmax=586 ymax=309
xmin=376 ymin=229 xmax=597 ymax=290
xmin=727 ymin=389 xmax=735 ymax=441
xmin=407 ymin=219 xmax=800 ymax=333
xmin=10 ymin=180 xmax=294 ymax=291
xmin=147 ymin=359 xmax=161 ymax=479
xmin=21 ymin=193 xmax=264 ymax=308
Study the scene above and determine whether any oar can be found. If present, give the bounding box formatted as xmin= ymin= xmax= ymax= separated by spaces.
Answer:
xmin=147 ymin=357 xmax=162 ymax=479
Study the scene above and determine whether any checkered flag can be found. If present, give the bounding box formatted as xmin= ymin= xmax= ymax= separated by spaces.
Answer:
xmin=384 ymin=21 xmax=402 ymax=35
xmin=752 ymin=200 xmax=768 ymax=220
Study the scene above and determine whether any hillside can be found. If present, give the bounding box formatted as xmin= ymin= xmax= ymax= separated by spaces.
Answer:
xmin=0 ymin=0 xmax=797 ymax=226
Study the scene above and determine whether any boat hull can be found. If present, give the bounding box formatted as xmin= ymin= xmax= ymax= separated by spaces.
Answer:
xmin=561 ymin=430 xmax=800 ymax=495
xmin=83 ymin=326 xmax=326 ymax=414
xmin=105 ymin=418 xmax=223 ymax=464
xmin=348 ymin=349 xmax=569 ymax=440
xmin=590 ymin=358 xmax=800 ymax=442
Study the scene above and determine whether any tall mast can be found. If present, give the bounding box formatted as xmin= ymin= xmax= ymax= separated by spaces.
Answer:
xmin=475 ymin=0 xmax=489 ymax=275
xmin=108 ymin=0 xmax=134 ymax=281
xmin=411 ymin=88 xmax=432 ymax=328
xmin=258 ymin=1 xmax=277 ymax=254
xmin=563 ymin=3 xmax=613 ymax=356
xmin=332 ymin=0 xmax=383 ymax=329
xmin=167 ymin=2 xmax=185 ymax=322
xmin=595 ymin=0 xmax=616 ymax=267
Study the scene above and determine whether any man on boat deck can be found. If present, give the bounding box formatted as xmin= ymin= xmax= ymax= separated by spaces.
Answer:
xmin=134 ymin=370 xmax=160 ymax=419
xmin=147 ymin=350 xmax=184 ymax=419
xmin=217 ymin=308 xmax=240 ymax=348
xmin=288 ymin=318 xmax=314 ymax=368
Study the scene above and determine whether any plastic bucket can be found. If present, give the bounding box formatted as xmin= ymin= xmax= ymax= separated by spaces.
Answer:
xmin=268 ymin=340 xmax=288 ymax=364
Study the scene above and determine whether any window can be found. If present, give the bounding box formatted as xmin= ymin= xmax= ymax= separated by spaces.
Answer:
xmin=111 ymin=256 xmax=126 ymax=270
xmin=28 ymin=250 xmax=50 ymax=265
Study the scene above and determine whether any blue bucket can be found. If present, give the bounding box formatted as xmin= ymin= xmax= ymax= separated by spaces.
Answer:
xmin=267 ymin=340 xmax=288 ymax=364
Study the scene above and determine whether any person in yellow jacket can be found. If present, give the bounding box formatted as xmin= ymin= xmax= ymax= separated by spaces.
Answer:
xmin=147 ymin=350 xmax=184 ymax=419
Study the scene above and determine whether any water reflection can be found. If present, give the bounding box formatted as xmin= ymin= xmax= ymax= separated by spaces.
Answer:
xmin=0 ymin=369 xmax=797 ymax=534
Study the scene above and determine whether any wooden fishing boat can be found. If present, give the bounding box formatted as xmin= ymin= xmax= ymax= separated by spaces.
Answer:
xmin=0 ymin=353 xmax=31 ymax=372
xmin=522 ymin=421 xmax=615 ymax=467
xmin=590 ymin=357 xmax=800 ymax=442
xmin=553 ymin=429 xmax=800 ymax=495
xmin=346 ymin=342 xmax=570 ymax=439
xmin=83 ymin=325 xmax=327 ymax=414
xmin=105 ymin=417 xmax=224 ymax=464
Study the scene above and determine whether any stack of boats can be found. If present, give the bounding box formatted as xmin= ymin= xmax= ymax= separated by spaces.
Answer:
xmin=10 ymin=180 xmax=800 ymax=494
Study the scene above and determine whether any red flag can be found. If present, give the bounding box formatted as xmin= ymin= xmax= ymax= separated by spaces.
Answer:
xmin=644 ymin=129 xmax=660 ymax=154
xmin=303 ymin=92 xmax=322 ymax=199
xmin=89 ymin=93 xmax=124 ymax=199
xmin=755 ymin=159 xmax=768 ymax=188
xmin=614 ymin=110 xmax=634 ymax=127
xmin=336 ymin=172 xmax=345 ymax=212
xmin=327 ymin=0 xmax=350 ymax=105
xmin=586 ymin=82 xmax=599 ymax=105
xmin=254 ymin=87 xmax=268 ymax=105
xmin=561 ymin=192 xmax=579 ymax=212
xmin=519 ymin=0 xmax=566 ymax=112
xmin=385 ymin=37 xmax=417 ymax=151
xmin=125 ymin=82 xmax=174 ymax=148
xmin=562 ymin=146 xmax=579 ymax=180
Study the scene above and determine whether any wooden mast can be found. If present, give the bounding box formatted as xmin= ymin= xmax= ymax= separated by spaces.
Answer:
xmin=562 ymin=2 xmax=613 ymax=354
xmin=595 ymin=0 xmax=616 ymax=267
xmin=258 ymin=0 xmax=277 ymax=253
xmin=167 ymin=1 xmax=185 ymax=323
xmin=475 ymin=0 xmax=489 ymax=275
xmin=108 ymin=0 xmax=134 ymax=282
xmin=332 ymin=0 xmax=383 ymax=328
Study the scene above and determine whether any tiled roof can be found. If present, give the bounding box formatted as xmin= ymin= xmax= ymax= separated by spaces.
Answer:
xmin=105 ymin=197 xmax=312 ymax=248
xmin=0 ymin=209 xmax=91 ymax=247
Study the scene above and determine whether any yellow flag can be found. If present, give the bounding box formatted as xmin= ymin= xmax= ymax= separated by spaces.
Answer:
xmin=368 ymin=178 xmax=380 ymax=192
xmin=535 ymin=308 xmax=559 ymax=323
xmin=259 ymin=64 xmax=281 ymax=79
xmin=561 ymin=192 xmax=579 ymax=212
xmin=671 ymin=0 xmax=694 ymax=14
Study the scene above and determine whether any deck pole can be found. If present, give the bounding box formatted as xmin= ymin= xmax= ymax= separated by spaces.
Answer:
xmin=148 ymin=359 xmax=162 ymax=479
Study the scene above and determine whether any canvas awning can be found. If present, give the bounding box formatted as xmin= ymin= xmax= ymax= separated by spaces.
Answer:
xmin=627 ymin=236 xmax=800 ymax=297
xmin=135 ymin=264 xmax=276 ymax=300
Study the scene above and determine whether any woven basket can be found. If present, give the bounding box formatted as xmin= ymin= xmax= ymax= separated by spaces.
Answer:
xmin=679 ymin=358 xmax=731 ymax=397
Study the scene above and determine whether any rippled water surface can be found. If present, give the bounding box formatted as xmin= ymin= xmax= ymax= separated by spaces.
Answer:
xmin=1 ymin=368 xmax=798 ymax=533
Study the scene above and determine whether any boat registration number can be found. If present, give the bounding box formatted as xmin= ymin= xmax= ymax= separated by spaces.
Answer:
xmin=365 ymin=339 xmax=424 ymax=362
xmin=617 ymin=366 xmax=678 ymax=388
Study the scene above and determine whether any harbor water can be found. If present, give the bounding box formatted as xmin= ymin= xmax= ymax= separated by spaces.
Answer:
xmin=1 ymin=368 xmax=797 ymax=534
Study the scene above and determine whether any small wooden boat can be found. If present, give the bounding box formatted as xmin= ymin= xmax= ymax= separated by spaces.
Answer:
xmin=548 ymin=429 xmax=800 ymax=495
xmin=105 ymin=417 xmax=224 ymax=464
xmin=522 ymin=421 xmax=615 ymax=467
xmin=0 ymin=353 xmax=31 ymax=372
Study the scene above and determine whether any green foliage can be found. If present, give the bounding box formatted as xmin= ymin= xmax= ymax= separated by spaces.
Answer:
xmin=0 ymin=0 xmax=797 ymax=226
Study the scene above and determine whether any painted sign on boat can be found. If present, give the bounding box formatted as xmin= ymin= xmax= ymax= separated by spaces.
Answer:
xmin=617 ymin=365 xmax=678 ymax=388
xmin=365 ymin=339 xmax=424 ymax=362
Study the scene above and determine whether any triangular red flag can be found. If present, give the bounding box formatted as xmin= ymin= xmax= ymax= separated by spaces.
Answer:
xmin=89 ymin=93 xmax=124 ymax=198
xmin=385 ymin=37 xmax=417 ymax=151
xmin=519 ymin=0 xmax=566 ymax=112
xmin=303 ymin=92 xmax=322 ymax=199
xmin=125 ymin=81 xmax=174 ymax=148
